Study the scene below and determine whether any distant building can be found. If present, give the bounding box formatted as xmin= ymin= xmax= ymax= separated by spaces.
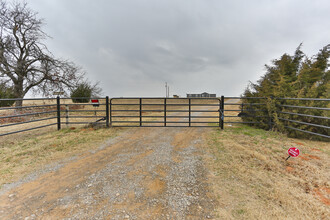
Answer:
xmin=186 ymin=92 xmax=216 ymax=98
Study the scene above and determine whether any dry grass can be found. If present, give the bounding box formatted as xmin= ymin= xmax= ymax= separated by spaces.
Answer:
xmin=203 ymin=125 xmax=330 ymax=219
xmin=0 ymin=98 xmax=329 ymax=219
xmin=0 ymin=126 xmax=120 ymax=188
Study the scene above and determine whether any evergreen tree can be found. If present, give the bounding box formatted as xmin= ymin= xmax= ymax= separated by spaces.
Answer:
xmin=242 ymin=44 xmax=329 ymax=139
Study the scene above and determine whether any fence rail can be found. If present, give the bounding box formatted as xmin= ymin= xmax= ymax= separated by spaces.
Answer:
xmin=0 ymin=96 xmax=329 ymax=139
xmin=239 ymin=96 xmax=329 ymax=139
xmin=0 ymin=97 xmax=109 ymax=137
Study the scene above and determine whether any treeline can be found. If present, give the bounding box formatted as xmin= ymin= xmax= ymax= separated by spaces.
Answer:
xmin=241 ymin=44 xmax=329 ymax=140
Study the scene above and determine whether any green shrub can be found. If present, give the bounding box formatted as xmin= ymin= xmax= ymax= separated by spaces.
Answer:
xmin=70 ymin=83 xmax=92 ymax=103
xmin=0 ymin=84 xmax=15 ymax=107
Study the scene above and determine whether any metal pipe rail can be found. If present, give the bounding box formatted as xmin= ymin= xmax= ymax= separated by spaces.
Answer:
xmin=277 ymin=111 xmax=330 ymax=120
xmin=278 ymin=104 xmax=330 ymax=111
xmin=60 ymin=116 xmax=106 ymax=119
xmin=0 ymin=123 xmax=57 ymax=137
xmin=0 ymin=110 xmax=57 ymax=119
xmin=276 ymin=97 xmax=330 ymax=101
xmin=283 ymin=125 xmax=330 ymax=139
xmin=61 ymin=122 xmax=106 ymax=125
xmin=224 ymin=103 xmax=266 ymax=106
xmin=224 ymin=97 xmax=267 ymax=99
xmin=0 ymin=104 xmax=57 ymax=111
xmin=0 ymin=116 xmax=57 ymax=128
xmin=278 ymin=117 xmax=330 ymax=129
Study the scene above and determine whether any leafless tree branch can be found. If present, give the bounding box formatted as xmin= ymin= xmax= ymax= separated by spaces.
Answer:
xmin=0 ymin=1 xmax=85 ymax=106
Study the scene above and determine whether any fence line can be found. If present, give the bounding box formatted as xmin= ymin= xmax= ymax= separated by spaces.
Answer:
xmin=0 ymin=96 xmax=329 ymax=139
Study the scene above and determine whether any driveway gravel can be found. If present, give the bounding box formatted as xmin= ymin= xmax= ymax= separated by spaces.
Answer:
xmin=0 ymin=127 xmax=217 ymax=219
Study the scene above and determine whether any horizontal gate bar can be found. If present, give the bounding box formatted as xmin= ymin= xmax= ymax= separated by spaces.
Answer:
xmin=67 ymin=110 xmax=105 ymax=112
xmin=0 ymin=104 xmax=57 ymax=111
xmin=278 ymin=104 xmax=330 ymax=111
xmin=277 ymin=111 xmax=330 ymax=120
xmin=0 ymin=110 xmax=57 ymax=119
xmin=224 ymin=109 xmax=267 ymax=112
xmin=111 ymin=121 xmax=219 ymax=123
xmin=283 ymin=125 xmax=330 ymax=138
xmin=61 ymin=122 xmax=106 ymax=125
xmin=111 ymin=115 xmax=219 ymax=118
xmin=0 ymin=116 xmax=57 ymax=128
xmin=110 ymin=110 xmax=220 ymax=112
xmin=224 ymin=115 xmax=268 ymax=118
xmin=60 ymin=103 xmax=106 ymax=106
xmin=110 ymin=103 xmax=220 ymax=106
xmin=111 ymin=126 xmax=220 ymax=127
xmin=60 ymin=116 xmax=106 ymax=119
xmin=278 ymin=117 xmax=330 ymax=129
xmin=224 ymin=103 xmax=266 ymax=106
xmin=111 ymin=97 xmax=220 ymax=99
xmin=0 ymin=123 xmax=57 ymax=137
xmin=224 ymin=121 xmax=262 ymax=124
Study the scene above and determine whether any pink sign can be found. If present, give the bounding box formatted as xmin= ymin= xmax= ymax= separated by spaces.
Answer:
xmin=288 ymin=147 xmax=300 ymax=157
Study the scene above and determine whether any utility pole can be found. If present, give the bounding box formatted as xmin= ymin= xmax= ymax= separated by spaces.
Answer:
xmin=165 ymin=82 xmax=168 ymax=98
xmin=168 ymin=86 xmax=170 ymax=98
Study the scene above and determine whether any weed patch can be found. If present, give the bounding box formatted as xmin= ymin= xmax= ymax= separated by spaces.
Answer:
xmin=204 ymin=125 xmax=329 ymax=219
xmin=0 ymin=127 xmax=120 ymax=188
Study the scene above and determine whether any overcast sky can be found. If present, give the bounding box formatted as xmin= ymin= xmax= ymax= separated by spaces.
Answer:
xmin=27 ymin=0 xmax=330 ymax=97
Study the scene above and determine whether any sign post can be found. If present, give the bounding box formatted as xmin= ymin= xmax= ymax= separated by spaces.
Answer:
xmin=286 ymin=147 xmax=300 ymax=160
xmin=91 ymin=99 xmax=99 ymax=119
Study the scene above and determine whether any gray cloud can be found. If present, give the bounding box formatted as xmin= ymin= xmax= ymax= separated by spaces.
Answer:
xmin=27 ymin=0 xmax=330 ymax=97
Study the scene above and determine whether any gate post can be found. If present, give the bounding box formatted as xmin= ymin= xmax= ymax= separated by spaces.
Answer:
xmin=109 ymin=98 xmax=112 ymax=127
xmin=188 ymin=98 xmax=191 ymax=127
xmin=220 ymin=96 xmax=224 ymax=129
xmin=56 ymin=96 xmax=61 ymax=130
xmin=164 ymin=98 xmax=167 ymax=127
xmin=139 ymin=98 xmax=142 ymax=126
xmin=268 ymin=96 xmax=273 ymax=131
xmin=106 ymin=96 xmax=109 ymax=128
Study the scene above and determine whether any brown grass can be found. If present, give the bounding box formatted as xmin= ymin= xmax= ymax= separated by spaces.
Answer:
xmin=0 ymin=98 xmax=329 ymax=219
xmin=0 ymin=126 xmax=120 ymax=188
xmin=203 ymin=125 xmax=330 ymax=219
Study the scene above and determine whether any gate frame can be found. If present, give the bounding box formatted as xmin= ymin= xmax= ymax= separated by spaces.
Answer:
xmin=109 ymin=97 xmax=224 ymax=128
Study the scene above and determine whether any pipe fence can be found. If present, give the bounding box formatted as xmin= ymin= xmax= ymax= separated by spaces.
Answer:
xmin=0 ymin=96 xmax=329 ymax=139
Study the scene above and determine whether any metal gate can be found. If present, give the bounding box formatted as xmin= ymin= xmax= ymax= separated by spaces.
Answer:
xmin=110 ymin=97 xmax=224 ymax=128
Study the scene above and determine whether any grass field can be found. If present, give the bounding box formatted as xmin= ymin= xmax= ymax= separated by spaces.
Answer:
xmin=204 ymin=125 xmax=329 ymax=219
xmin=1 ymin=98 xmax=328 ymax=219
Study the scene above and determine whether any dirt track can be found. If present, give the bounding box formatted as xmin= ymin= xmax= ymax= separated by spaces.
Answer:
xmin=0 ymin=100 xmax=235 ymax=219
xmin=0 ymin=124 xmax=219 ymax=218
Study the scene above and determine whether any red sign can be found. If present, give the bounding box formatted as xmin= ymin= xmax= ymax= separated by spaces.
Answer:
xmin=288 ymin=147 xmax=300 ymax=157
xmin=91 ymin=99 xmax=99 ymax=107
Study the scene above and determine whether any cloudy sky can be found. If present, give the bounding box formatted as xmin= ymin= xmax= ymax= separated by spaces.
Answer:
xmin=27 ymin=0 xmax=330 ymax=97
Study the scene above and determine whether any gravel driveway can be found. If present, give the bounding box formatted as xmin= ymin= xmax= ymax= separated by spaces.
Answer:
xmin=0 ymin=126 xmax=217 ymax=219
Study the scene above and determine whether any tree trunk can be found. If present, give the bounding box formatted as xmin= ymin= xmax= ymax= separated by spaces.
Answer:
xmin=14 ymin=79 xmax=25 ymax=107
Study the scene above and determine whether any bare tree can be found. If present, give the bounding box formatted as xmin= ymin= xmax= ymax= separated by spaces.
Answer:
xmin=0 ymin=1 xmax=84 ymax=106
